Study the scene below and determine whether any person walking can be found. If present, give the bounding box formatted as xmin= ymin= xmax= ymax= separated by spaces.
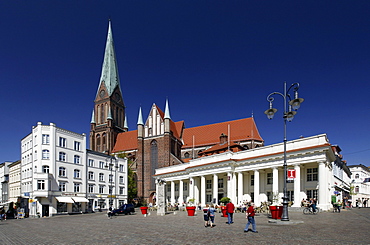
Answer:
xmin=203 ymin=204 xmax=210 ymax=227
xmin=208 ymin=204 xmax=216 ymax=228
xmin=244 ymin=203 xmax=258 ymax=233
xmin=107 ymin=207 xmax=113 ymax=219
xmin=226 ymin=201 xmax=235 ymax=225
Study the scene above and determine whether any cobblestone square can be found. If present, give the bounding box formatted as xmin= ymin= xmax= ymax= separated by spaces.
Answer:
xmin=0 ymin=208 xmax=369 ymax=245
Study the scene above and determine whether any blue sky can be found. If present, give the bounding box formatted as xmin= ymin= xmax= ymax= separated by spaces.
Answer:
xmin=1 ymin=1 xmax=369 ymax=166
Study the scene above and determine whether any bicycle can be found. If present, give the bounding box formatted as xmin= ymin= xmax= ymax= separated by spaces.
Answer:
xmin=303 ymin=205 xmax=319 ymax=215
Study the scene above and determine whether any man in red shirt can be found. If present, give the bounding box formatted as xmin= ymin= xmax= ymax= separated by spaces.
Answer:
xmin=226 ymin=201 xmax=235 ymax=224
xmin=244 ymin=203 xmax=258 ymax=233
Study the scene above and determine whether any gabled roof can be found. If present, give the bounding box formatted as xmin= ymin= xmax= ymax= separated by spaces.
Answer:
xmin=182 ymin=117 xmax=263 ymax=149
xmin=112 ymin=130 xmax=138 ymax=152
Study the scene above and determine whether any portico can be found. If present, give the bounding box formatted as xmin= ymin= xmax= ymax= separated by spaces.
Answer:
xmin=155 ymin=134 xmax=336 ymax=211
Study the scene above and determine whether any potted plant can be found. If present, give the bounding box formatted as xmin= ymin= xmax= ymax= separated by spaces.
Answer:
xmin=269 ymin=191 xmax=283 ymax=219
xmin=186 ymin=198 xmax=196 ymax=216
xmin=220 ymin=197 xmax=230 ymax=217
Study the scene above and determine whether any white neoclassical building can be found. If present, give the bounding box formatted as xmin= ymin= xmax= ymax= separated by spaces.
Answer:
xmin=20 ymin=122 xmax=128 ymax=217
xmin=155 ymin=134 xmax=349 ymax=211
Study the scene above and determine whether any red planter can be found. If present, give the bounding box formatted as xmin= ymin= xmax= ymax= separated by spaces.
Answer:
xmin=186 ymin=206 xmax=196 ymax=216
xmin=140 ymin=207 xmax=148 ymax=215
xmin=269 ymin=205 xmax=283 ymax=219
xmin=221 ymin=206 xmax=227 ymax=217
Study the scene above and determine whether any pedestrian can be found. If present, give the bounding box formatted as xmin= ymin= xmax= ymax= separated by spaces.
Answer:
xmin=226 ymin=201 xmax=235 ymax=225
xmin=208 ymin=204 xmax=216 ymax=228
xmin=244 ymin=203 xmax=258 ymax=233
xmin=203 ymin=204 xmax=210 ymax=227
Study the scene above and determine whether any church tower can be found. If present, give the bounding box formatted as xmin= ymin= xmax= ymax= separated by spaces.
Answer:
xmin=90 ymin=20 xmax=126 ymax=154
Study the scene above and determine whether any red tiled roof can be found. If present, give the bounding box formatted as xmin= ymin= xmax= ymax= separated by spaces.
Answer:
xmin=112 ymin=130 xmax=138 ymax=152
xmin=182 ymin=117 xmax=263 ymax=149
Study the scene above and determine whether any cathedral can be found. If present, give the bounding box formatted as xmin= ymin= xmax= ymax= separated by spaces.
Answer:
xmin=90 ymin=21 xmax=264 ymax=204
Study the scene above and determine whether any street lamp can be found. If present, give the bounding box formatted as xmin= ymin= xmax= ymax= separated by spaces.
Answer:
xmin=105 ymin=156 xmax=117 ymax=209
xmin=264 ymin=82 xmax=304 ymax=221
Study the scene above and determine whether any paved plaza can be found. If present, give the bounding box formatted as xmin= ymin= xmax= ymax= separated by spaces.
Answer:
xmin=0 ymin=208 xmax=369 ymax=245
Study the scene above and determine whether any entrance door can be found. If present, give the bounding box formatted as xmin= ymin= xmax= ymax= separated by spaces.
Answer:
xmin=42 ymin=205 xmax=49 ymax=217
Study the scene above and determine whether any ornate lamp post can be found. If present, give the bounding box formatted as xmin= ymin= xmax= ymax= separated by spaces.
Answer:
xmin=106 ymin=156 xmax=117 ymax=208
xmin=264 ymin=82 xmax=304 ymax=221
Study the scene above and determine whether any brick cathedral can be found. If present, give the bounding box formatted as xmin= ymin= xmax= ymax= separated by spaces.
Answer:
xmin=90 ymin=21 xmax=264 ymax=204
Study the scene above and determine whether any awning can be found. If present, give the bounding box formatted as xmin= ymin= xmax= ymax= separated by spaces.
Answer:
xmin=72 ymin=197 xmax=89 ymax=203
xmin=55 ymin=196 xmax=74 ymax=203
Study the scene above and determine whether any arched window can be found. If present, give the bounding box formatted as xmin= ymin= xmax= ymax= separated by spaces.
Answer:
xmin=184 ymin=152 xmax=190 ymax=158
xmin=42 ymin=165 xmax=49 ymax=173
xmin=150 ymin=140 xmax=158 ymax=189
xmin=96 ymin=134 xmax=101 ymax=152
xmin=355 ymin=173 xmax=359 ymax=179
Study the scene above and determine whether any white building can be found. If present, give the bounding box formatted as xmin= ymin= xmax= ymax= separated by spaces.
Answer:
xmin=20 ymin=122 xmax=128 ymax=217
xmin=348 ymin=164 xmax=370 ymax=206
xmin=155 ymin=134 xmax=351 ymax=211
xmin=0 ymin=161 xmax=11 ymax=205
xmin=8 ymin=160 xmax=21 ymax=205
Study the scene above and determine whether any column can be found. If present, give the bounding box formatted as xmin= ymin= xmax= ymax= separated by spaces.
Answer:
xmin=254 ymin=170 xmax=260 ymax=207
xmin=178 ymin=180 xmax=184 ymax=205
xmin=318 ymin=161 xmax=329 ymax=210
xmin=170 ymin=181 xmax=175 ymax=205
xmin=272 ymin=167 xmax=279 ymax=204
xmin=292 ymin=164 xmax=301 ymax=207
xmin=194 ymin=177 xmax=200 ymax=205
xmin=213 ymin=174 xmax=218 ymax=204
xmin=237 ymin=172 xmax=243 ymax=205
xmin=189 ymin=177 xmax=194 ymax=202
xmin=200 ymin=176 xmax=206 ymax=206
xmin=227 ymin=172 xmax=234 ymax=202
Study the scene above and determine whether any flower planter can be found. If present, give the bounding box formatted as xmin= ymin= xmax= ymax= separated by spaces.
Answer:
xmin=269 ymin=205 xmax=283 ymax=219
xmin=221 ymin=206 xmax=227 ymax=217
xmin=140 ymin=207 xmax=148 ymax=215
xmin=186 ymin=206 xmax=196 ymax=216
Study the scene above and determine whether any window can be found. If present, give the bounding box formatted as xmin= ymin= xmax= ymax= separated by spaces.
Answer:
xmin=251 ymin=175 xmax=254 ymax=186
xmin=99 ymin=173 xmax=104 ymax=182
xmin=74 ymin=183 xmax=80 ymax=192
xmin=88 ymin=171 xmax=94 ymax=180
xmin=175 ymin=183 xmax=179 ymax=191
xmin=99 ymin=185 xmax=104 ymax=194
xmin=59 ymin=152 xmax=66 ymax=162
xmin=42 ymin=134 xmax=50 ymax=144
xmin=74 ymin=155 xmax=80 ymax=164
xmin=59 ymin=137 xmax=67 ymax=147
xmin=88 ymin=184 xmax=94 ymax=193
xmin=119 ymin=164 xmax=124 ymax=172
xmin=88 ymin=159 xmax=94 ymax=167
xmin=355 ymin=174 xmax=359 ymax=179
xmin=206 ymin=179 xmax=212 ymax=189
xmin=37 ymin=180 xmax=45 ymax=190
xmin=206 ymin=194 xmax=212 ymax=203
xmin=99 ymin=161 xmax=105 ymax=169
xmin=119 ymin=176 xmax=124 ymax=184
xmin=59 ymin=182 xmax=66 ymax=192
xmin=306 ymin=190 xmax=318 ymax=199
xmin=59 ymin=167 xmax=66 ymax=177
xmin=74 ymin=169 xmax=81 ymax=179
xmin=184 ymin=152 xmax=190 ymax=158
xmin=109 ymin=174 xmax=113 ymax=183
xmin=42 ymin=165 xmax=49 ymax=173
xmin=218 ymin=179 xmax=223 ymax=188
xmin=307 ymin=168 xmax=318 ymax=181
xmin=74 ymin=141 xmax=81 ymax=151
xmin=355 ymin=186 xmax=359 ymax=193
xmin=267 ymin=173 xmax=273 ymax=185
xmin=119 ymin=187 xmax=124 ymax=195
xmin=183 ymin=182 xmax=188 ymax=191
xmin=167 ymin=184 xmax=171 ymax=192
xmin=42 ymin=150 xmax=50 ymax=160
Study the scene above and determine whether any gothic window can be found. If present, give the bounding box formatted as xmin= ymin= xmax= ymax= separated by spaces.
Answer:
xmin=116 ymin=107 xmax=119 ymax=126
xmin=150 ymin=140 xmax=158 ymax=189
xmin=102 ymin=133 xmax=106 ymax=148
xmin=96 ymin=134 xmax=101 ymax=152
xmin=184 ymin=152 xmax=190 ymax=158
xmin=101 ymin=104 xmax=105 ymax=124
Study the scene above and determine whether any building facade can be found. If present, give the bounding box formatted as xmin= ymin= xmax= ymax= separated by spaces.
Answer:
xmin=20 ymin=122 xmax=127 ymax=217
xmin=349 ymin=164 xmax=370 ymax=206
xmin=154 ymin=134 xmax=346 ymax=211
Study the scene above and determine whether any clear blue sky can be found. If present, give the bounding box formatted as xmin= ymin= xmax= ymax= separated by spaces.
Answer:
xmin=1 ymin=1 xmax=369 ymax=166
